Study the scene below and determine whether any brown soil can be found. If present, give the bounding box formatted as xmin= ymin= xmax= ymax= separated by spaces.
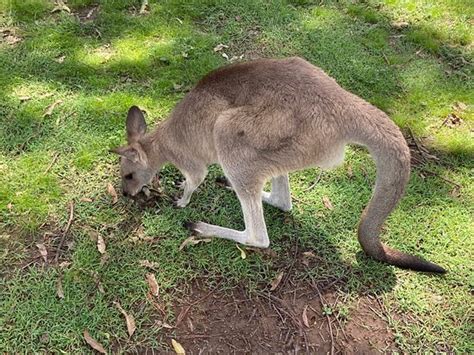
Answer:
xmin=164 ymin=280 xmax=397 ymax=354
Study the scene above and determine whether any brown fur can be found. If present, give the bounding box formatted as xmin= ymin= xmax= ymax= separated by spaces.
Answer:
xmin=112 ymin=57 xmax=446 ymax=273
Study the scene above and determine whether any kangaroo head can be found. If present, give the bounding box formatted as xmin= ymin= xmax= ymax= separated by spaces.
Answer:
xmin=111 ymin=106 xmax=156 ymax=197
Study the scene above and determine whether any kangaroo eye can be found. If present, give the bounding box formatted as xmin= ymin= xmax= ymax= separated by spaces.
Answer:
xmin=125 ymin=173 xmax=133 ymax=180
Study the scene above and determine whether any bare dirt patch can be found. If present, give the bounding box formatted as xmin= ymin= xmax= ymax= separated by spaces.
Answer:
xmin=165 ymin=280 xmax=397 ymax=353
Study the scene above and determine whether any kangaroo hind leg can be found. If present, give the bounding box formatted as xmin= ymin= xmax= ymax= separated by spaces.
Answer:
xmin=185 ymin=176 xmax=269 ymax=248
xmin=262 ymin=174 xmax=292 ymax=211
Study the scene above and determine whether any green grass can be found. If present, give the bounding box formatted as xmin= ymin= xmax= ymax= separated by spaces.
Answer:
xmin=1 ymin=0 xmax=473 ymax=352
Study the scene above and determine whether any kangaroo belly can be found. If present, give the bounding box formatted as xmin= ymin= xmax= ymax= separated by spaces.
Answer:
xmin=316 ymin=144 xmax=346 ymax=170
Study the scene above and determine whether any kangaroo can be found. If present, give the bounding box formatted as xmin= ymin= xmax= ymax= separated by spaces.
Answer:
xmin=111 ymin=57 xmax=446 ymax=273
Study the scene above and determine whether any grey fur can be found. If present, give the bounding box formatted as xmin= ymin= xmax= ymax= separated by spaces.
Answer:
xmin=112 ymin=57 xmax=446 ymax=273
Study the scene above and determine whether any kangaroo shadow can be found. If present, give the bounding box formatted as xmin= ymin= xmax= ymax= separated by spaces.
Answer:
xmin=146 ymin=164 xmax=399 ymax=295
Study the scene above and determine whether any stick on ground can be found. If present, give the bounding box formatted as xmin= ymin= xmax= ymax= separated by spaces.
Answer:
xmin=55 ymin=201 xmax=74 ymax=263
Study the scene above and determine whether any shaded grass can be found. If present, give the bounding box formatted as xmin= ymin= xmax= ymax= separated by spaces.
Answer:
xmin=1 ymin=0 xmax=473 ymax=352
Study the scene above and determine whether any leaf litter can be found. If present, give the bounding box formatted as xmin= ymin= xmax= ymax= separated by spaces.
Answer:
xmin=179 ymin=236 xmax=212 ymax=251
xmin=107 ymin=183 xmax=118 ymax=204
xmin=139 ymin=259 xmax=159 ymax=269
xmin=97 ymin=234 xmax=106 ymax=254
xmin=146 ymin=273 xmax=159 ymax=297
xmin=302 ymin=305 xmax=310 ymax=328
xmin=171 ymin=339 xmax=186 ymax=354
xmin=83 ymin=330 xmax=106 ymax=354
xmin=270 ymin=272 xmax=284 ymax=291
xmin=56 ymin=277 xmax=65 ymax=299
xmin=114 ymin=301 xmax=136 ymax=337
xmin=322 ymin=196 xmax=333 ymax=210
xmin=235 ymin=244 xmax=247 ymax=259
xmin=36 ymin=243 xmax=48 ymax=262
xmin=51 ymin=0 xmax=71 ymax=13
xmin=43 ymin=99 xmax=63 ymax=117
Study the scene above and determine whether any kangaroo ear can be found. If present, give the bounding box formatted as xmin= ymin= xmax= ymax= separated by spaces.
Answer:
xmin=110 ymin=146 xmax=140 ymax=163
xmin=126 ymin=106 xmax=147 ymax=143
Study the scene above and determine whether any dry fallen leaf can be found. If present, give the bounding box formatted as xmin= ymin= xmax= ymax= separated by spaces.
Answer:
xmin=36 ymin=243 xmax=48 ymax=262
xmin=302 ymin=305 xmax=310 ymax=328
xmin=391 ymin=20 xmax=409 ymax=29
xmin=156 ymin=320 xmax=173 ymax=329
xmin=270 ymin=272 xmax=284 ymax=291
xmin=176 ymin=306 xmax=191 ymax=327
xmin=43 ymin=99 xmax=63 ymax=117
xmin=347 ymin=165 xmax=353 ymax=178
xmin=322 ymin=196 xmax=333 ymax=210
xmin=173 ymin=83 xmax=183 ymax=91
xmin=97 ymin=234 xmax=106 ymax=254
xmin=179 ymin=236 xmax=212 ymax=251
xmin=86 ymin=6 xmax=97 ymax=19
xmin=55 ymin=55 xmax=66 ymax=63
xmin=449 ymin=186 xmax=461 ymax=198
xmin=213 ymin=43 xmax=229 ymax=52
xmin=139 ymin=259 xmax=159 ymax=269
xmin=80 ymin=197 xmax=93 ymax=202
xmin=83 ymin=330 xmax=106 ymax=354
xmin=107 ymin=183 xmax=118 ymax=204
xmin=93 ymin=272 xmax=105 ymax=294
xmin=1 ymin=29 xmax=22 ymax=45
xmin=186 ymin=317 xmax=194 ymax=332
xmin=235 ymin=244 xmax=246 ymax=259
xmin=146 ymin=273 xmax=159 ymax=297
xmin=59 ymin=261 xmax=71 ymax=268
xmin=443 ymin=113 xmax=463 ymax=128
xmin=453 ymin=101 xmax=467 ymax=111
xmin=100 ymin=253 xmax=109 ymax=266
xmin=56 ymin=277 xmax=65 ymax=299
xmin=114 ymin=302 xmax=136 ymax=337
xmin=51 ymin=0 xmax=71 ymax=13
xmin=229 ymin=54 xmax=244 ymax=62
xmin=19 ymin=96 xmax=31 ymax=102
xmin=301 ymin=251 xmax=317 ymax=267
xmin=171 ymin=339 xmax=186 ymax=354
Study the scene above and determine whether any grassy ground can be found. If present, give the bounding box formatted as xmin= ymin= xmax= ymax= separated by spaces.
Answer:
xmin=0 ymin=0 xmax=473 ymax=352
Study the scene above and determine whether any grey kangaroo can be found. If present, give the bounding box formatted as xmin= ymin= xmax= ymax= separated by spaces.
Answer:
xmin=112 ymin=57 xmax=446 ymax=273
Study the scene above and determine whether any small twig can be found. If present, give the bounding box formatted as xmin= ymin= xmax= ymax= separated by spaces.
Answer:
xmin=382 ymin=52 xmax=390 ymax=65
xmin=437 ymin=116 xmax=451 ymax=130
xmin=185 ymin=281 xmax=222 ymax=307
xmin=175 ymin=305 xmax=191 ymax=327
xmin=420 ymin=168 xmax=462 ymax=189
xmin=55 ymin=201 xmax=74 ymax=263
xmin=20 ymin=259 xmax=37 ymax=270
xmin=407 ymin=127 xmax=423 ymax=158
xmin=376 ymin=297 xmax=394 ymax=326
xmin=44 ymin=152 xmax=60 ymax=174
xmin=17 ymin=123 xmax=42 ymax=153
xmin=302 ymin=171 xmax=322 ymax=192
xmin=281 ymin=237 xmax=298 ymax=289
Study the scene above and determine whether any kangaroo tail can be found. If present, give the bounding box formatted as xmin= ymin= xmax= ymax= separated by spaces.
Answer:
xmin=356 ymin=117 xmax=446 ymax=274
